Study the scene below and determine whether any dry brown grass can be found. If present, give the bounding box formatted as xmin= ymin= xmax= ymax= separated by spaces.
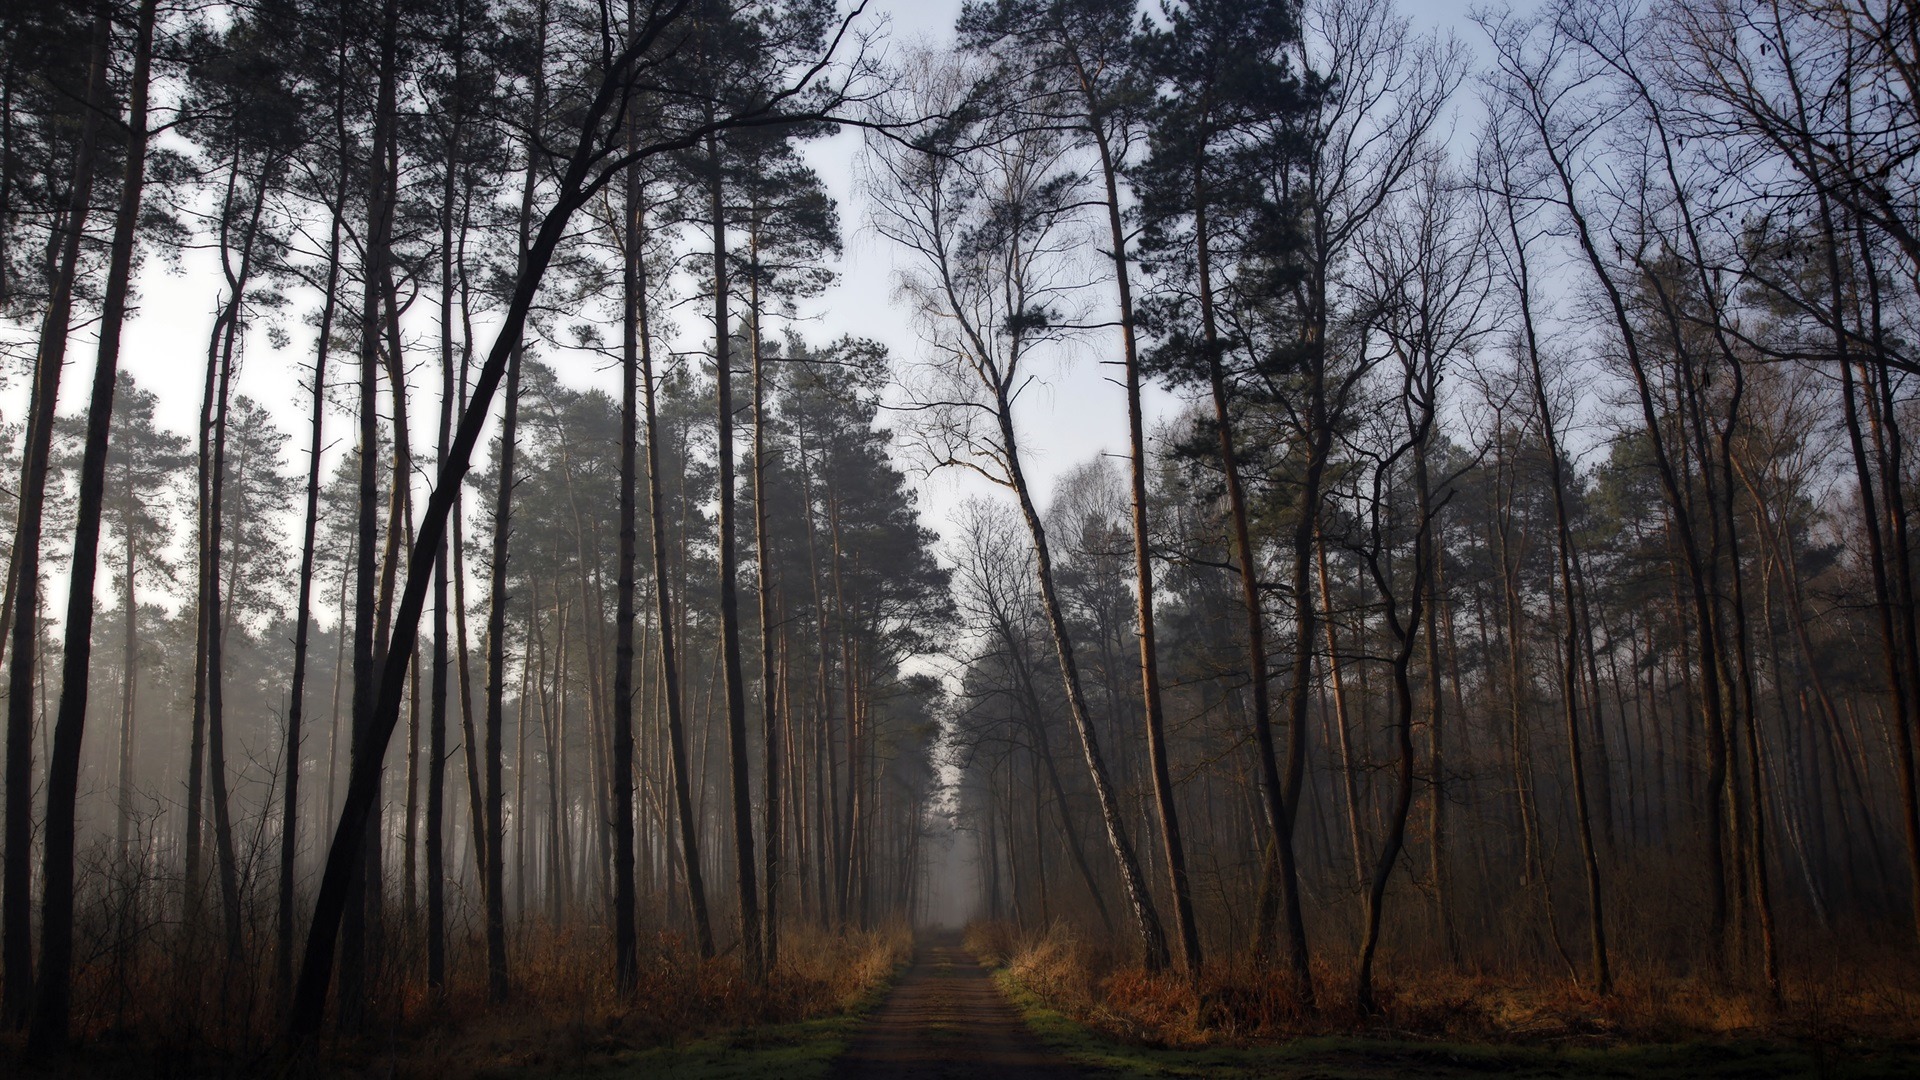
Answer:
xmin=970 ymin=919 xmax=1920 ymax=1050
xmin=346 ymin=921 xmax=910 ymax=1078
xmin=5 ymin=918 xmax=911 ymax=1077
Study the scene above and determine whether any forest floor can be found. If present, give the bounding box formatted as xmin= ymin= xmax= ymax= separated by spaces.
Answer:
xmin=445 ymin=929 xmax=1067 ymax=1080
xmin=14 ymin=928 xmax=1920 ymax=1077
xmin=544 ymin=931 xmax=1920 ymax=1079
xmin=991 ymin=956 xmax=1920 ymax=1079
xmin=526 ymin=929 xmax=1920 ymax=1078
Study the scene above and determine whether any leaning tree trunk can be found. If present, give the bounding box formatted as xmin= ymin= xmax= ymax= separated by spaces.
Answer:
xmin=1086 ymin=98 xmax=1199 ymax=974
xmin=997 ymin=397 xmax=1169 ymax=972
xmin=991 ymin=608 xmax=1114 ymax=934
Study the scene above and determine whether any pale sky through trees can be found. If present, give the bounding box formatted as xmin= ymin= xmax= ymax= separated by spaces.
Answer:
xmin=1 ymin=0 xmax=1474 ymax=587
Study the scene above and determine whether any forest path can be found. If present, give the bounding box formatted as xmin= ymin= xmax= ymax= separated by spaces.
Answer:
xmin=830 ymin=930 xmax=1080 ymax=1079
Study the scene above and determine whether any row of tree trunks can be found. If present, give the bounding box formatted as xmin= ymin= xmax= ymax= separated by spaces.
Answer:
xmin=25 ymin=0 xmax=158 ymax=1049
xmin=2 ymin=5 xmax=108 ymax=1029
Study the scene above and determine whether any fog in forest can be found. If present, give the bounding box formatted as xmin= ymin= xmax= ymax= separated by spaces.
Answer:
xmin=3 ymin=0 xmax=1920 ymax=1073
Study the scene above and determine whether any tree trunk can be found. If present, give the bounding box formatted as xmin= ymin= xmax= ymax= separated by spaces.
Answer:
xmin=482 ymin=0 xmax=545 ymax=999
xmin=1532 ymin=104 xmax=1732 ymax=962
xmin=611 ymin=84 xmax=642 ymax=991
xmin=1319 ymin=536 xmax=1366 ymax=890
xmin=796 ymin=428 xmax=836 ymax=924
xmin=482 ymin=343 xmax=523 ymax=1001
xmin=1354 ymin=522 xmax=1426 ymax=1015
xmin=203 ymin=159 xmax=275 ymax=960
xmin=25 ymin=0 xmax=155 ymax=1048
xmin=1090 ymin=98 xmax=1198 ymax=974
xmin=1505 ymin=188 xmax=1610 ymax=994
xmin=709 ymin=129 xmax=763 ymax=980
xmin=1354 ymin=334 xmax=1441 ymax=1013
xmin=117 ymin=470 xmax=137 ymax=857
xmin=340 ymin=0 xmax=401 ymax=1031
xmin=289 ymin=0 xmax=802 ymax=1035
xmin=281 ymin=127 xmax=345 ymax=1003
xmin=997 ymin=398 xmax=1168 ymax=971
xmin=453 ymin=237 xmax=486 ymax=906
xmin=2 ymin=7 xmax=106 ymax=1027
xmin=990 ymin=608 xmax=1114 ymax=934
xmin=1194 ymin=181 xmax=1309 ymax=996
xmin=749 ymin=231 xmax=783 ymax=970
xmin=426 ymin=32 xmax=468 ymax=985
xmin=515 ymin=590 xmax=535 ymax=919
xmin=1426 ymin=518 xmax=1457 ymax=962
xmin=637 ymin=185 xmax=714 ymax=958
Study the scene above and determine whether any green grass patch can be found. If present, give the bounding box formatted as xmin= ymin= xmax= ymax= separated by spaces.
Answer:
xmin=992 ymin=968 xmax=1920 ymax=1079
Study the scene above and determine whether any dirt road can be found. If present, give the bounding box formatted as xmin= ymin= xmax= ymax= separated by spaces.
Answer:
xmin=830 ymin=931 xmax=1079 ymax=1079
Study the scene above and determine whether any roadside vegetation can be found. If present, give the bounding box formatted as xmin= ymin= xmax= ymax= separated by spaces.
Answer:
xmin=21 ymin=926 xmax=907 ymax=1078
xmin=970 ymin=922 xmax=1920 ymax=1078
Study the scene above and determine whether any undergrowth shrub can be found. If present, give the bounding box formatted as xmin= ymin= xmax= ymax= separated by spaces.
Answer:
xmin=363 ymin=921 xmax=911 ymax=1077
xmin=5 ymin=916 xmax=910 ymax=1077
xmin=974 ymin=920 xmax=1920 ymax=1049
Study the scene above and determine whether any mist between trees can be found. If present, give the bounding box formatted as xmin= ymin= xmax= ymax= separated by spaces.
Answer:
xmin=2 ymin=0 xmax=1919 ymax=1066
